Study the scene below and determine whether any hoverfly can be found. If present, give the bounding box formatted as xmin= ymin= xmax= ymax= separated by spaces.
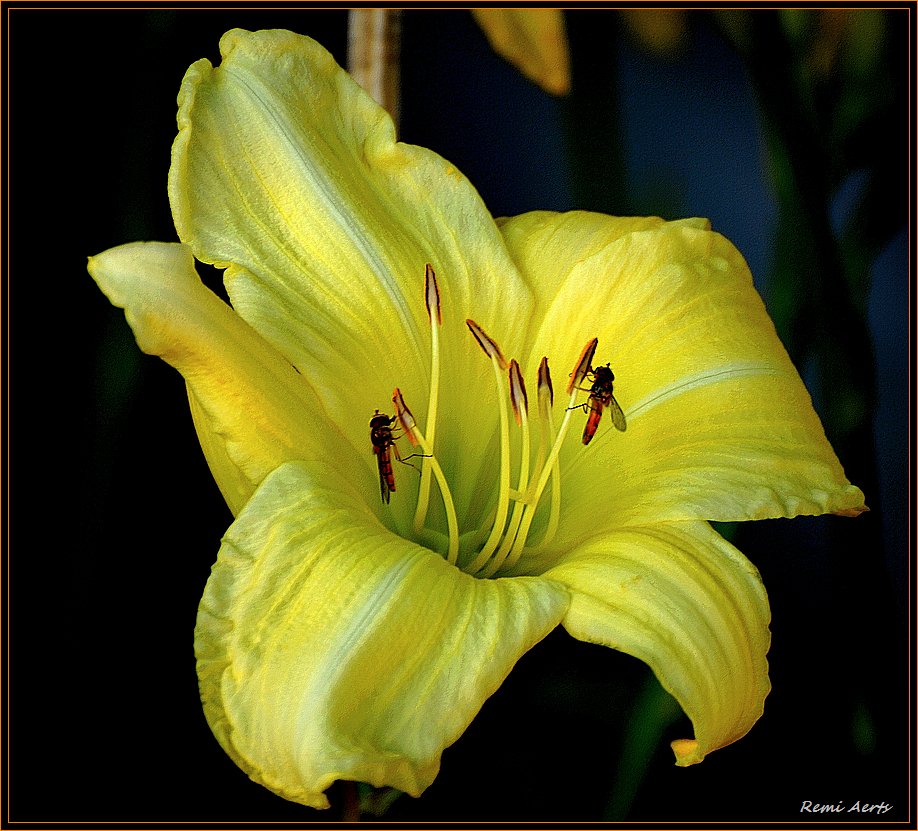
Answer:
xmin=369 ymin=410 xmax=399 ymax=503
xmin=576 ymin=363 xmax=626 ymax=444
xmin=369 ymin=409 xmax=426 ymax=503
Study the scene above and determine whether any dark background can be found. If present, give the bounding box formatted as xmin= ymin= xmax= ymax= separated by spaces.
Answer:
xmin=5 ymin=6 xmax=912 ymax=824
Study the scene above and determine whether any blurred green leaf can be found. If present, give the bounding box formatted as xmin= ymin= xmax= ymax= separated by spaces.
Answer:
xmin=604 ymin=674 xmax=682 ymax=820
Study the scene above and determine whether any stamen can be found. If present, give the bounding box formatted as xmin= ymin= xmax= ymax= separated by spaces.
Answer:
xmin=412 ymin=264 xmax=442 ymax=536
xmin=463 ymin=320 xmax=512 ymax=573
xmin=394 ymin=387 xmax=458 ymax=565
xmin=524 ymin=357 xmax=562 ymax=554
xmin=531 ymin=358 xmax=552 ymax=482
xmin=504 ymin=340 xmax=596 ymax=570
xmin=477 ymin=360 xmax=530 ymax=578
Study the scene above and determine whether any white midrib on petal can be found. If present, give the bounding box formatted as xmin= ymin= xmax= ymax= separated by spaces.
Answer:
xmin=626 ymin=364 xmax=786 ymax=422
xmin=561 ymin=363 xmax=787 ymax=477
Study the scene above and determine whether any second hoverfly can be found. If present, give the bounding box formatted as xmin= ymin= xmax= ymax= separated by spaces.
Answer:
xmin=369 ymin=410 xmax=426 ymax=503
xmin=576 ymin=363 xmax=626 ymax=444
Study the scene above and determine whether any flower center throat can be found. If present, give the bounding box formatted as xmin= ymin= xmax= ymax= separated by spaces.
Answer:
xmin=379 ymin=265 xmax=625 ymax=578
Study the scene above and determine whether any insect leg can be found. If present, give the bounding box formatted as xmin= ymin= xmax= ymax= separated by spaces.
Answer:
xmin=393 ymin=441 xmax=430 ymax=474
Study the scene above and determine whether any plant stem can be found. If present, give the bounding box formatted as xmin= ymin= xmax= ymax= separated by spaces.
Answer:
xmin=347 ymin=9 xmax=402 ymax=131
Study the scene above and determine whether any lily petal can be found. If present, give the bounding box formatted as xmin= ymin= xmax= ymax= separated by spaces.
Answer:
xmin=169 ymin=28 xmax=533 ymax=430
xmin=500 ymin=212 xmax=865 ymax=533
xmin=472 ymin=9 xmax=571 ymax=95
xmin=498 ymin=210 xmax=671 ymax=328
xmin=196 ymin=460 xmax=569 ymax=808
xmin=87 ymin=242 xmax=329 ymax=514
xmin=543 ymin=521 xmax=771 ymax=766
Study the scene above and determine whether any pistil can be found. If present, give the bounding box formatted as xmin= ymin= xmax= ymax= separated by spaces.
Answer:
xmin=412 ymin=264 xmax=442 ymax=537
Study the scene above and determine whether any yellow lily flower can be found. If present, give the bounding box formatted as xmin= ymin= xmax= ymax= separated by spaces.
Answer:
xmin=86 ymin=29 xmax=865 ymax=811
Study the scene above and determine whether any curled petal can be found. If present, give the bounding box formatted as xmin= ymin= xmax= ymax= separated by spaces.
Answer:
xmin=87 ymin=242 xmax=329 ymax=514
xmin=196 ymin=461 xmax=569 ymax=808
xmin=544 ymin=521 xmax=771 ymax=765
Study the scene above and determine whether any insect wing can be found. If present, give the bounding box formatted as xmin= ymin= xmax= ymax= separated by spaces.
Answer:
xmin=608 ymin=394 xmax=627 ymax=432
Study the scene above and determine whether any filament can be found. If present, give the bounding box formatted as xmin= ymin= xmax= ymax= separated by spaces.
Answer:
xmin=477 ymin=402 xmax=529 ymax=577
xmin=393 ymin=387 xmax=458 ymax=565
xmin=408 ymin=428 xmax=458 ymax=565
xmin=477 ymin=360 xmax=530 ymax=577
xmin=512 ymin=398 xmax=561 ymax=558
xmin=504 ymin=386 xmax=580 ymax=568
xmin=463 ymin=352 xmax=512 ymax=573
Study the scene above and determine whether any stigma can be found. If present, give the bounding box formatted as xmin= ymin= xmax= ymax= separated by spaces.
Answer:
xmin=375 ymin=265 xmax=624 ymax=578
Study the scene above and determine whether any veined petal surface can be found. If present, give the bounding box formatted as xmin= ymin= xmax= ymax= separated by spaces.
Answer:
xmin=544 ymin=521 xmax=771 ymax=765
xmin=87 ymin=242 xmax=334 ymax=514
xmin=500 ymin=211 xmax=865 ymax=538
xmin=170 ymin=28 xmax=533 ymax=469
xmin=196 ymin=461 xmax=569 ymax=808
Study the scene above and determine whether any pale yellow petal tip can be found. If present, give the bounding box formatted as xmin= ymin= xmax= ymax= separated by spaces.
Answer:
xmin=672 ymin=216 xmax=712 ymax=231
xmin=87 ymin=241 xmax=196 ymax=310
xmin=833 ymin=485 xmax=869 ymax=517
xmin=671 ymin=738 xmax=705 ymax=767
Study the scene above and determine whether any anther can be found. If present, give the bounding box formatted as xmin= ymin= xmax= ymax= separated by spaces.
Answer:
xmin=425 ymin=264 xmax=442 ymax=326
xmin=537 ymin=356 xmax=553 ymax=414
xmin=567 ymin=337 xmax=598 ymax=394
xmin=392 ymin=387 xmax=418 ymax=443
xmin=466 ymin=319 xmax=508 ymax=370
xmin=508 ymin=359 xmax=528 ymax=426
